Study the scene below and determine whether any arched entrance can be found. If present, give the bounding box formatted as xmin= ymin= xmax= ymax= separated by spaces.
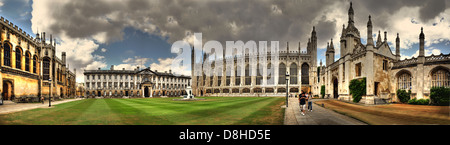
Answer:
xmin=2 ymin=80 xmax=14 ymax=101
xmin=97 ymin=91 xmax=101 ymax=97
xmin=144 ymin=86 xmax=150 ymax=97
xmin=60 ymin=88 xmax=63 ymax=97
xmin=333 ymin=77 xmax=339 ymax=99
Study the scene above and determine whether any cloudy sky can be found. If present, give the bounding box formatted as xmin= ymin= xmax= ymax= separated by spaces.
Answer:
xmin=0 ymin=0 xmax=449 ymax=83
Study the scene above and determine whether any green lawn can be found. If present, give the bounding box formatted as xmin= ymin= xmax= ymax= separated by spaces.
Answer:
xmin=0 ymin=97 xmax=285 ymax=125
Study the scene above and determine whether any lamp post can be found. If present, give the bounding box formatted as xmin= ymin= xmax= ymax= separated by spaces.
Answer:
xmin=49 ymin=78 xmax=52 ymax=107
xmin=285 ymin=72 xmax=289 ymax=107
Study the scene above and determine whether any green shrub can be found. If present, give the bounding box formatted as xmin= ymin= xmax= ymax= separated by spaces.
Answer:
xmin=408 ymin=98 xmax=430 ymax=105
xmin=349 ymin=78 xmax=366 ymax=103
xmin=430 ymin=87 xmax=450 ymax=106
xmin=407 ymin=98 xmax=416 ymax=104
xmin=397 ymin=89 xmax=411 ymax=103
xmin=320 ymin=85 xmax=325 ymax=98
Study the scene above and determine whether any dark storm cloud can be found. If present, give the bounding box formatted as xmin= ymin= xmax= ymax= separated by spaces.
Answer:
xmin=356 ymin=0 xmax=448 ymax=28
xmin=40 ymin=0 xmax=448 ymax=47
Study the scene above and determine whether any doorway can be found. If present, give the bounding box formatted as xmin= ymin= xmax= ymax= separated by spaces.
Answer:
xmin=333 ymin=78 xmax=339 ymax=99
xmin=144 ymin=86 xmax=150 ymax=97
xmin=2 ymin=80 xmax=13 ymax=101
xmin=374 ymin=82 xmax=379 ymax=96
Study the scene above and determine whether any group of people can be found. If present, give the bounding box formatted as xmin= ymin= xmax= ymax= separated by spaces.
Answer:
xmin=298 ymin=91 xmax=312 ymax=116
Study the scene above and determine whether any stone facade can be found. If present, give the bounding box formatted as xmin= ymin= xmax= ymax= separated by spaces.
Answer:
xmin=192 ymin=29 xmax=318 ymax=97
xmin=0 ymin=16 xmax=76 ymax=102
xmin=317 ymin=2 xmax=450 ymax=104
xmin=84 ymin=66 xmax=191 ymax=98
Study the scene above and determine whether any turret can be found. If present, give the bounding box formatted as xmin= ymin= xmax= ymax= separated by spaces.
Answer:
xmin=419 ymin=27 xmax=425 ymax=57
xmin=348 ymin=2 xmax=354 ymax=25
xmin=396 ymin=33 xmax=400 ymax=60
xmin=286 ymin=41 xmax=289 ymax=53
xmin=367 ymin=15 xmax=374 ymax=46
xmin=376 ymin=30 xmax=382 ymax=47
xmin=62 ymin=52 xmax=66 ymax=65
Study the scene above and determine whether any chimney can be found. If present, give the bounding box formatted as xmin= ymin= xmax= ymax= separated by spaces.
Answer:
xmin=50 ymin=34 xmax=52 ymax=45
xmin=98 ymin=68 xmax=101 ymax=70
xmin=169 ymin=70 xmax=172 ymax=74
xmin=110 ymin=65 xmax=114 ymax=70
xmin=122 ymin=68 xmax=125 ymax=70
xmin=137 ymin=66 xmax=140 ymax=71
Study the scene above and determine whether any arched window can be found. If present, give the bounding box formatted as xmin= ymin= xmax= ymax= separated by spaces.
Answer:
xmin=25 ymin=52 xmax=30 ymax=72
xmin=43 ymin=58 xmax=50 ymax=80
xmin=397 ymin=73 xmax=412 ymax=90
xmin=33 ymin=55 xmax=37 ymax=73
xmin=431 ymin=68 xmax=449 ymax=87
xmin=301 ymin=63 xmax=310 ymax=85
xmin=290 ymin=63 xmax=298 ymax=84
xmin=15 ymin=47 xmax=22 ymax=69
xmin=3 ymin=42 xmax=11 ymax=67
xmin=278 ymin=63 xmax=286 ymax=84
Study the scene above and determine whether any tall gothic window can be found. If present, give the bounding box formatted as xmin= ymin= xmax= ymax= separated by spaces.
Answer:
xmin=290 ymin=63 xmax=298 ymax=84
xmin=397 ymin=73 xmax=412 ymax=90
xmin=245 ymin=64 xmax=251 ymax=85
xmin=267 ymin=63 xmax=274 ymax=85
xmin=235 ymin=66 xmax=241 ymax=86
xmin=278 ymin=63 xmax=286 ymax=84
xmin=256 ymin=63 xmax=262 ymax=85
xmin=43 ymin=58 xmax=50 ymax=80
xmin=33 ymin=55 xmax=37 ymax=73
xmin=16 ymin=47 xmax=22 ymax=69
xmin=431 ymin=69 xmax=450 ymax=87
xmin=25 ymin=52 xmax=30 ymax=72
xmin=3 ymin=43 xmax=11 ymax=67
xmin=301 ymin=63 xmax=310 ymax=85
xmin=217 ymin=68 xmax=222 ymax=87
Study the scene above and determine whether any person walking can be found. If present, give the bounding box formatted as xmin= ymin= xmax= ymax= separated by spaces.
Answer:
xmin=41 ymin=96 xmax=44 ymax=104
xmin=307 ymin=92 xmax=313 ymax=112
xmin=299 ymin=91 xmax=307 ymax=116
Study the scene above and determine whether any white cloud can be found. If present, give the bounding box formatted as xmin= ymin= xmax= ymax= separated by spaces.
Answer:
xmin=113 ymin=56 xmax=149 ymax=71
xmin=150 ymin=58 xmax=190 ymax=76
xmin=400 ymin=47 xmax=442 ymax=60
xmin=101 ymin=48 xmax=107 ymax=52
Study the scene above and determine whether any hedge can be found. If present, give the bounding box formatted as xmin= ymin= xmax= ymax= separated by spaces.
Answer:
xmin=430 ymin=87 xmax=450 ymax=106
xmin=407 ymin=98 xmax=430 ymax=105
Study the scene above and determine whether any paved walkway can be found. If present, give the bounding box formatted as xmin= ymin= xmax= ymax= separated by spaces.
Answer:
xmin=0 ymin=98 xmax=84 ymax=114
xmin=284 ymin=97 xmax=366 ymax=125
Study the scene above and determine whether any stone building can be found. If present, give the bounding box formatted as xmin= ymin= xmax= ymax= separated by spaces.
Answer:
xmin=317 ymin=2 xmax=450 ymax=104
xmin=192 ymin=28 xmax=318 ymax=97
xmin=83 ymin=65 xmax=191 ymax=98
xmin=0 ymin=16 xmax=76 ymax=103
